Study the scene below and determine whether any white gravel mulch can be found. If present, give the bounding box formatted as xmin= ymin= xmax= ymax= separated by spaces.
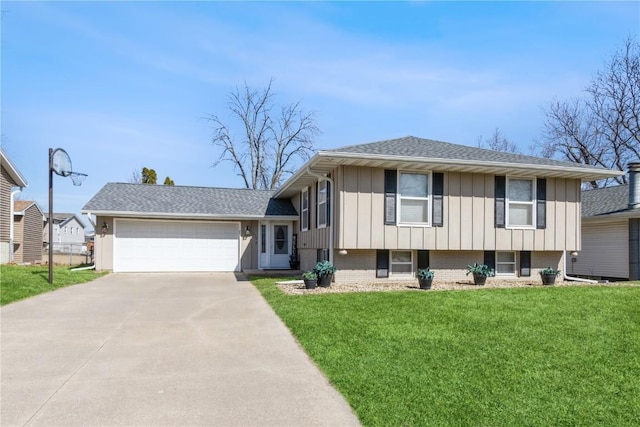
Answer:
xmin=276 ymin=278 xmax=634 ymax=295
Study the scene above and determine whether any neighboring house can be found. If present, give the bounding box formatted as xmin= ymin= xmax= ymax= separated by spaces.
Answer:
xmin=82 ymin=136 xmax=622 ymax=281
xmin=570 ymin=162 xmax=640 ymax=281
xmin=13 ymin=201 xmax=45 ymax=263
xmin=43 ymin=213 xmax=87 ymax=253
xmin=0 ymin=149 xmax=28 ymax=264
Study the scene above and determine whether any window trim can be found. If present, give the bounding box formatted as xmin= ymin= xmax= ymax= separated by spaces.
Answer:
xmin=390 ymin=250 xmax=414 ymax=278
xmin=496 ymin=251 xmax=517 ymax=276
xmin=317 ymin=179 xmax=328 ymax=229
xmin=397 ymin=170 xmax=432 ymax=227
xmin=506 ymin=176 xmax=536 ymax=229
xmin=301 ymin=187 xmax=309 ymax=231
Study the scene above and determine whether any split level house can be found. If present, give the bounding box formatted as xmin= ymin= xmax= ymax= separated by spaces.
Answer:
xmin=82 ymin=136 xmax=622 ymax=282
xmin=0 ymin=148 xmax=28 ymax=264
xmin=570 ymin=162 xmax=640 ymax=281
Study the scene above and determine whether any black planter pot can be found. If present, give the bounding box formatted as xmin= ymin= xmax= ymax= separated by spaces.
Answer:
xmin=541 ymin=273 xmax=557 ymax=285
xmin=304 ymin=279 xmax=317 ymax=289
xmin=473 ymin=273 xmax=487 ymax=286
xmin=318 ymin=274 xmax=333 ymax=287
xmin=418 ymin=277 xmax=433 ymax=289
xmin=289 ymin=261 xmax=300 ymax=270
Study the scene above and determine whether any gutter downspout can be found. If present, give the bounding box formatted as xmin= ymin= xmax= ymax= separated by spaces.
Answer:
xmin=9 ymin=189 xmax=22 ymax=262
xmin=563 ymin=251 xmax=598 ymax=283
xmin=307 ymin=168 xmax=334 ymax=265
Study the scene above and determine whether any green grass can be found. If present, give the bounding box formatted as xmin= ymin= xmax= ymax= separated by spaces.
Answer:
xmin=252 ymin=277 xmax=640 ymax=426
xmin=1 ymin=264 xmax=108 ymax=305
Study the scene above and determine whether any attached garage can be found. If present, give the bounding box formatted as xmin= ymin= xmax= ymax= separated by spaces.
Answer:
xmin=114 ymin=219 xmax=240 ymax=272
xmin=82 ymin=183 xmax=299 ymax=273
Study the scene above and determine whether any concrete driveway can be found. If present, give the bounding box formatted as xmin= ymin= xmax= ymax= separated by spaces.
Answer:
xmin=1 ymin=273 xmax=360 ymax=427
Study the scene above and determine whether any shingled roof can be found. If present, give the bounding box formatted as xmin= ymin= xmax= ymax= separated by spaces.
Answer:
xmin=275 ymin=135 xmax=622 ymax=198
xmin=82 ymin=183 xmax=298 ymax=218
xmin=581 ymin=185 xmax=630 ymax=217
xmin=328 ymin=136 xmax=609 ymax=170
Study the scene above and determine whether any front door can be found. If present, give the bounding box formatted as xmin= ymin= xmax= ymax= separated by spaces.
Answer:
xmin=258 ymin=221 xmax=292 ymax=269
xmin=270 ymin=224 xmax=290 ymax=268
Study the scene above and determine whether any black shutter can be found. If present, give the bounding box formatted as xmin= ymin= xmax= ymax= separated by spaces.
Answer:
xmin=432 ymin=173 xmax=444 ymax=227
xmin=484 ymin=251 xmax=496 ymax=271
xmin=536 ymin=178 xmax=546 ymax=229
xmin=315 ymin=181 xmax=319 ymax=229
xmin=299 ymin=193 xmax=303 ymax=232
xmin=326 ymin=180 xmax=331 ymax=226
xmin=495 ymin=176 xmax=506 ymax=228
xmin=384 ymin=170 xmax=397 ymax=225
xmin=417 ymin=250 xmax=430 ymax=270
xmin=520 ymin=251 xmax=531 ymax=277
xmin=376 ymin=250 xmax=389 ymax=278
xmin=306 ymin=188 xmax=310 ymax=231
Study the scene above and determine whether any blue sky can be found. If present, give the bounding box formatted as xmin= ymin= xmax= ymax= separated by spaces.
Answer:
xmin=2 ymin=1 xmax=638 ymax=223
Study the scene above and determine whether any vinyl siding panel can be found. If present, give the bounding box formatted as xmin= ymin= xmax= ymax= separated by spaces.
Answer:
xmin=0 ymin=167 xmax=14 ymax=243
xmin=13 ymin=204 xmax=43 ymax=263
xmin=571 ymin=220 xmax=629 ymax=279
xmin=298 ymin=172 xmax=332 ymax=250
xmin=334 ymin=166 xmax=581 ymax=252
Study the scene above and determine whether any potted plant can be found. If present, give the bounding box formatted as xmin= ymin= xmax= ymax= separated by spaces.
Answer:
xmin=302 ymin=271 xmax=317 ymax=289
xmin=539 ymin=267 xmax=561 ymax=285
xmin=314 ymin=261 xmax=336 ymax=287
xmin=289 ymin=253 xmax=300 ymax=270
xmin=417 ymin=268 xmax=434 ymax=289
xmin=466 ymin=262 xmax=494 ymax=286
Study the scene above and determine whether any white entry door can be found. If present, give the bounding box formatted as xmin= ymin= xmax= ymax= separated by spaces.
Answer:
xmin=258 ymin=221 xmax=292 ymax=269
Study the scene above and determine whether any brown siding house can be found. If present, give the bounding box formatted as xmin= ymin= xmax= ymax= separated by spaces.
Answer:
xmin=1 ymin=149 xmax=28 ymax=263
xmin=13 ymin=201 xmax=45 ymax=263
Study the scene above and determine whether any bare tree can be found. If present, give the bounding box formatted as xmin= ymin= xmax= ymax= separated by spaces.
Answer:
xmin=541 ymin=37 xmax=640 ymax=188
xmin=477 ymin=128 xmax=520 ymax=153
xmin=208 ymin=79 xmax=320 ymax=190
xmin=129 ymin=169 xmax=142 ymax=184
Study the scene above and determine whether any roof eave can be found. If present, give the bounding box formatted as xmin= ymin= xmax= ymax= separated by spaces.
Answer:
xmin=274 ymin=151 xmax=623 ymax=198
xmin=81 ymin=210 xmax=297 ymax=220
xmin=1 ymin=151 xmax=28 ymax=188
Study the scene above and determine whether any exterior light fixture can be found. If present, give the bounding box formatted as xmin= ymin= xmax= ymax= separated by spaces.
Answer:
xmin=245 ymin=226 xmax=251 ymax=236
xmin=101 ymin=222 xmax=109 ymax=235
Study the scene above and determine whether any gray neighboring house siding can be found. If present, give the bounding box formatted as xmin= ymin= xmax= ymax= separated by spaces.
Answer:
xmin=571 ymin=163 xmax=640 ymax=280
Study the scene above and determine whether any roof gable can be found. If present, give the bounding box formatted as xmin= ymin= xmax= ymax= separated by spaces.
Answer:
xmin=82 ymin=183 xmax=298 ymax=218
xmin=275 ymin=136 xmax=623 ymax=198
xmin=1 ymin=149 xmax=28 ymax=188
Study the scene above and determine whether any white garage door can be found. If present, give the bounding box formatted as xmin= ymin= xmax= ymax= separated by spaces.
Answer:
xmin=114 ymin=220 xmax=240 ymax=272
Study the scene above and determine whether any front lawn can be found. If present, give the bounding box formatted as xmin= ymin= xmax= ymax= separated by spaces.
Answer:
xmin=252 ymin=277 xmax=640 ymax=426
xmin=1 ymin=264 xmax=107 ymax=305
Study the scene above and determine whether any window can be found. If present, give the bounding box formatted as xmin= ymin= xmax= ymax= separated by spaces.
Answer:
xmin=496 ymin=252 xmax=516 ymax=275
xmin=399 ymin=172 xmax=430 ymax=225
xmin=301 ymin=188 xmax=309 ymax=231
xmin=317 ymin=180 xmax=328 ymax=228
xmin=507 ymin=178 xmax=535 ymax=227
xmin=390 ymin=251 xmax=413 ymax=277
